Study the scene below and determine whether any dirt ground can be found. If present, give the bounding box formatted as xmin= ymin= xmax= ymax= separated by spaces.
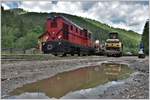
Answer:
xmin=1 ymin=55 xmax=149 ymax=99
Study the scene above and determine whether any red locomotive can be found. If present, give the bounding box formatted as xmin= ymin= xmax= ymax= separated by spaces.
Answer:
xmin=38 ymin=16 xmax=95 ymax=56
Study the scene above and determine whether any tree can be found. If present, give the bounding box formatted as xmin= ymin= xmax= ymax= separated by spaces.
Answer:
xmin=1 ymin=6 xmax=4 ymax=11
xmin=142 ymin=20 xmax=149 ymax=55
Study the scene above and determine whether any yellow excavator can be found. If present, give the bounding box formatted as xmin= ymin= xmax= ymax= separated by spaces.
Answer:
xmin=105 ymin=32 xmax=123 ymax=57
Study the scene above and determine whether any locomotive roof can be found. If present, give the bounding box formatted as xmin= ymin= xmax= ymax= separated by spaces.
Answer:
xmin=38 ymin=15 xmax=92 ymax=39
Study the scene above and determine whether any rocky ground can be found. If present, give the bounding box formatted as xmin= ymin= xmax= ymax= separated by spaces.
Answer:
xmin=1 ymin=55 xmax=149 ymax=99
xmin=100 ymin=72 xmax=149 ymax=99
xmin=110 ymin=57 xmax=149 ymax=99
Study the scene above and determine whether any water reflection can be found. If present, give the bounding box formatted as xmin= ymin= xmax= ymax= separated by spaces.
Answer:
xmin=103 ymin=63 xmax=121 ymax=81
xmin=8 ymin=63 xmax=132 ymax=99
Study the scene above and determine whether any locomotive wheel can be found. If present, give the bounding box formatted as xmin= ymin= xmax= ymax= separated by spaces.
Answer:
xmin=88 ymin=52 xmax=92 ymax=56
xmin=62 ymin=53 xmax=67 ymax=57
xmin=77 ymin=48 xmax=80 ymax=56
xmin=54 ymin=54 xmax=58 ymax=56
xmin=77 ymin=53 xmax=80 ymax=56
xmin=82 ymin=54 xmax=86 ymax=56
xmin=107 ymin=54 xmax=111 ymax=57
xmin=71 ymin=53 xmax=74 ymax=56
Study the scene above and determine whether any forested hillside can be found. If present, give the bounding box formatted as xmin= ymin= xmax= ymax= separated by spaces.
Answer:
xmin=142 ymin=20 xmax=149 ymax=55
xmin=1 ymin=8 xmax=141 ymax=54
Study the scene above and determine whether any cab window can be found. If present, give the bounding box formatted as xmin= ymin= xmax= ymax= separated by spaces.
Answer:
xmin=70 ymin=25 xmax=73 ymax=30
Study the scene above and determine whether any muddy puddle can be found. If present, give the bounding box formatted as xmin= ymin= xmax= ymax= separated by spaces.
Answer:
xmin=6 ymin=63 xmax=133 ymax=99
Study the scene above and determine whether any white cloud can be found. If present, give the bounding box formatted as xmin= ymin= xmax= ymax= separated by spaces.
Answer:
xmin=8 ymin=1 xmax=150 ymax=34
xmin=2 ymin=3 xmax=10 ymax=10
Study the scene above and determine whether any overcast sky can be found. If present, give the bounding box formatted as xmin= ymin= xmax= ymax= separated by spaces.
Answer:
xmin=1 ymin=0 xmax=149 ymax=34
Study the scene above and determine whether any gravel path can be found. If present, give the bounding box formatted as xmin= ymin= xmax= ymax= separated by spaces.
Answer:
xmin=1 ymin=56 xmax=149 ymax=99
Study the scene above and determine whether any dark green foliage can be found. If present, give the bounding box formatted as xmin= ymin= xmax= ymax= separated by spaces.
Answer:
xmin=1 ymin=9 xmax=46 ymax=49
xmin=142 ymin=20 xmax=149 ymax=55
xmin=1 ymin=9 xmax=141 ymax=54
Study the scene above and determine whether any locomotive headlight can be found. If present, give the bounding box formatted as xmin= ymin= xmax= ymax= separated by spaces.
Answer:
xmin=95 ymin=40 xmax=100 ymax=44
xmin=58 ymin=35 xmax=62 ymax=39
xmin=45 ymin=36 xmax=48 ymax=40
xmin=42 ymin=43 xmax=45 ymax=45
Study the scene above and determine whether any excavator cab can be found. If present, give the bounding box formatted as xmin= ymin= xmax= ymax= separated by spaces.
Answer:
xmin=109 ymin=32 xmax=118 ymax=39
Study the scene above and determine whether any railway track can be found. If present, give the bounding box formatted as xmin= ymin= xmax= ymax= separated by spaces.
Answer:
xmin=1 ymin=54 xmax=102 ymax=61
